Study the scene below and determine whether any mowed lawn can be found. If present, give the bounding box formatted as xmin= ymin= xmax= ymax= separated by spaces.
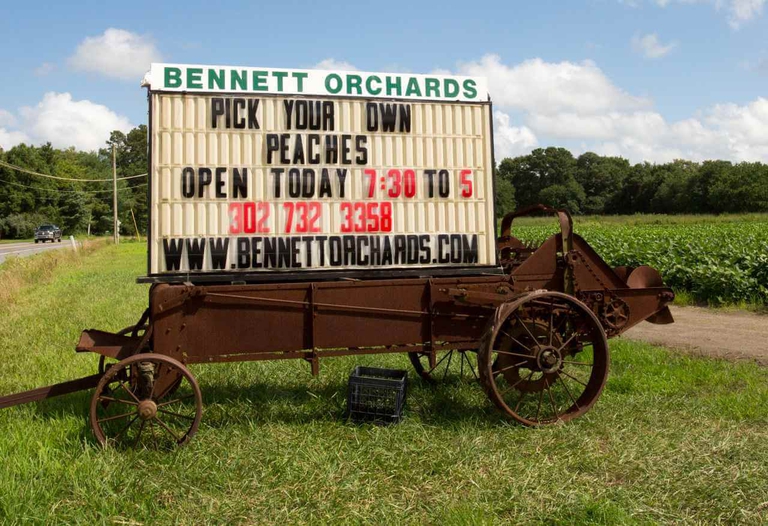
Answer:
xmin=1 ymin=243 xmax=768 ymax=525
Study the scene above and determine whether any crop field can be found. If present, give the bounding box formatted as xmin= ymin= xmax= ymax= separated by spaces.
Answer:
xmin=512 ymin=214 xmax=768 ymax=306
xmin=1 ymin=235 xmax=768 ymax=524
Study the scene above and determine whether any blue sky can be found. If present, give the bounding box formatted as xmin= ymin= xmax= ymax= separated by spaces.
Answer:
xmin=1 ymin=0 xmax=766 ymax=162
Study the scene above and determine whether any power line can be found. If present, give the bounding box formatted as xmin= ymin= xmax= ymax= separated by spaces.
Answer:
xmin=0 ymin=177 xmax=147 ymax=194
xmin=0 ymin=160 xmax=147 ymax=182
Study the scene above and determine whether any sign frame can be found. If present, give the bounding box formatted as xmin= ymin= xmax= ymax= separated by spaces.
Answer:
xmin=138 ymin=69 xmax=501 ymax=285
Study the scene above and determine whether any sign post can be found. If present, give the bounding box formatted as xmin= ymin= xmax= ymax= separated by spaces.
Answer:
xmin=112 ymin=144 xmax=119 ymax=245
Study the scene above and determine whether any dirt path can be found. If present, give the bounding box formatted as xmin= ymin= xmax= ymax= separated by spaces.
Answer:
xmin=621 ymin=306 xmax=768 ymax=364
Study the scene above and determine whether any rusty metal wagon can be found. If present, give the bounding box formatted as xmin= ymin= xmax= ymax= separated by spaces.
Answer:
xmin=0 ymin=204 xmax=674 ymax=448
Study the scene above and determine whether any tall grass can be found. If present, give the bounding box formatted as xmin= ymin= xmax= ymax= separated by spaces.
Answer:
xmin=0 ymin=239 xmax=106 ymax=307
xmin=1 ymin=243 xmax=768 ymax=523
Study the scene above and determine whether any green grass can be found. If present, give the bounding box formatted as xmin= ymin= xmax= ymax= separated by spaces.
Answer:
xmin=2 ymin=244 xmax=768 ymax=524
xmin=0 ymin=238 xmax=33 ymax=244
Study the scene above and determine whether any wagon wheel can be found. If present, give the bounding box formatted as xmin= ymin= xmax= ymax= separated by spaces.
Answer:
xmin=478 ymin=291 xmax=609 ymax=426
xmin=90 ymin=353 xmax=202 ymax=449
xmin=408 ymin=349 xmax=479 ymax=383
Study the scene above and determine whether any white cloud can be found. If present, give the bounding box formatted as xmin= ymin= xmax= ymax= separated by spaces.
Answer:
xmin=624 ymin=0 xmax=765 ymax=28
xmin=313 ymin=59 xmax=358 ymax=71
xmin=728 ymin=0 xmax=766 ymax=26
xmin=0 ymin=109 xmax=17 ymax=128
xmin=704 ymin=97 xmax=768 ymax=155
xmin=522 ymin=101 xmax=768 ymax=163
xmin=0 ymin=93 xmax=133 ymax=151
xmin=493 ymin=111 xmax=538 ymax=159
xmin=68 ymin=28 xmax=161 ymax=81
xmin=456 ymin=55 xmax=650 ymax=115
xmin=0 ymin=129 xmax=30 ymax=150
xmin=34 ymin=62 xmax=55 ymax=76
xmin=444 ymin=54 xmax=768 ymax=163
xmin=631 ymin=33 xmax=677 ymax=58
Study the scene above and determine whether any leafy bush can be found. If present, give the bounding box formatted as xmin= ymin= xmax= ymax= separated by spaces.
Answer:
xmin=513 ymin=220 xmax=768 ymax=305
xmin=0 ymin=213 xmax=48 ymax=239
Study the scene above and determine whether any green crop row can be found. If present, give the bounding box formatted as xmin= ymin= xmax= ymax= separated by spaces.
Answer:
xmin=512 ymin=220 xmax=768 ymax=306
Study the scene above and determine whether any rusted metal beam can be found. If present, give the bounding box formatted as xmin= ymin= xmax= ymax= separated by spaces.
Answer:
xmin=0 ymin=374 xmax=103 ymax=410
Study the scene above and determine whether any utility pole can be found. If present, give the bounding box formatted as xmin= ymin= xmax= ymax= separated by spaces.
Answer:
xmin=112 ymin=144 xmax=118 ymax=245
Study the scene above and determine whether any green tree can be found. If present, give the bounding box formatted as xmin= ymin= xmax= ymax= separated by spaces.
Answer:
xmin=575 ymin=152 xmax=630 ymax=214
xmin=494 ymin=174 xmax=516 ymax=218
xmin=650 ymin=160 xmax=699 ymax=214
xmin=498 ymin=147 xmax=585 ymax=213
xmin=690 ymin=160 xmax=731 ymax=213
xmin=607 ymin=162 xmax=665 ymax=214
xmin=709 ymin=162 xmax=768 ymax=213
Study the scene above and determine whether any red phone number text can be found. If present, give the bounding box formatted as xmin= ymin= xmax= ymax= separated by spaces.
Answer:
xmin=228 ymin=201 xmax=394 ymax=234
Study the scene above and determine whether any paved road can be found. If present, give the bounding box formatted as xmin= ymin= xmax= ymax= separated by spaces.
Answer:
xmin=0 ymin=241 xmax=71 ymax=265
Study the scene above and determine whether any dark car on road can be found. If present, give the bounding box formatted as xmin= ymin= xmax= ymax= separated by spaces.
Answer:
xmin=34 ymin=224 xmax=62 ymax=243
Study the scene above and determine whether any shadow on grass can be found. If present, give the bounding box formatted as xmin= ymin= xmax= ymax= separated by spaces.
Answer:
xmin=10 ymin=373 xmax=508 ymax=443
xmin=197 ymin=375 xmax=503 ymax=429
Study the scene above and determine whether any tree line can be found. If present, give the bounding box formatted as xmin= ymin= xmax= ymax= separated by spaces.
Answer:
xmin=495 ymin=147 xmax=768 ymax=216
xmin=2 ymin=134 xmax=767 ymax=239
xmin=0 ymin=127 xmax=148 ymax=239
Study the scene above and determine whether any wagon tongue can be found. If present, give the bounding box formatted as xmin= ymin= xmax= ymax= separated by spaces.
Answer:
xmin=0 ymin=374 xmax=103 ymax=410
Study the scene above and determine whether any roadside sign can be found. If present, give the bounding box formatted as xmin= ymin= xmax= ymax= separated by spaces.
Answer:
xmin=144 ymin=64 xmax=496 ymax=279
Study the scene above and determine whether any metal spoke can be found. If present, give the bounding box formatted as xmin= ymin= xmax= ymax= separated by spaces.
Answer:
xmin=117 ymin=379 xmax=141 ymax=403
xmin=548 ymin=298 xmax=555 ymax=346
xmin=425 ymin=350 xmax=452 ymax=376
xmin=442 ymin=351 xmax=454 ymax=381
xmin=460 ymin=351 xmax=465 ymax=378
xmin=551 ymin=314 xmax=569 ymax=341
xmin=131 ymin=420 xmax=146 ymax=448
xmin=514 ymin=389 xmax=528 ymax=413
xmin=557 ymin=374 xmax=579 ymax=410
xmin=492 ymin=359 xmax=529 ymax=377
xmin=98 ymin=395 xmax=137 ymax=406
xmin=562 ymin=360 xmax=593 ymax=366
xmin=515 ymin=313 xmax=540 ymax=345
xmin=464 ymin=353 xmax=479 ymax=380
xmin=546 ymin=380 xmax=559 ymax=421
xmin=556 ymin=332 xmax=580 ymax=354
xmin=493 ymin=349 xmax=534 ymax=360
xmin=155 ymin=417 xmax=182 ymax=443
xmin=154 ymin=376 xmax=181 ymax=402
xmin=149 ymin=420 xmax=159 ymax=449
xmin=501 ymin=370 xmax=536 ymax=399
xmin=158 ymin=408 xmax=195 ymax=421
xmin=112 ymin=414 xmax=139 ymax=442
xmin=535 ymin=388 xmax=544 ymax=422
xmin=97 ymin=410 xmax=137 ymax=424
xmin=500 ymin=329 xmax=534 ymax=355
xmin=560 ymin=369 xmax=588 ymax=387
xmin=156 ymin=394 xmax=194 ymax=408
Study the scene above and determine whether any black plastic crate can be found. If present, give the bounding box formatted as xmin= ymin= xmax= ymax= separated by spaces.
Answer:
xmin=346 ymin=366 xmax=408 ymax=424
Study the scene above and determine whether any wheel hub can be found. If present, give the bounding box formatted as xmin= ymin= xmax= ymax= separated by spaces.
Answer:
xmin=137 ymin=399 xmax=157 ymax=420
xmin=535 ymin=346 xmax=562 ymax=374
